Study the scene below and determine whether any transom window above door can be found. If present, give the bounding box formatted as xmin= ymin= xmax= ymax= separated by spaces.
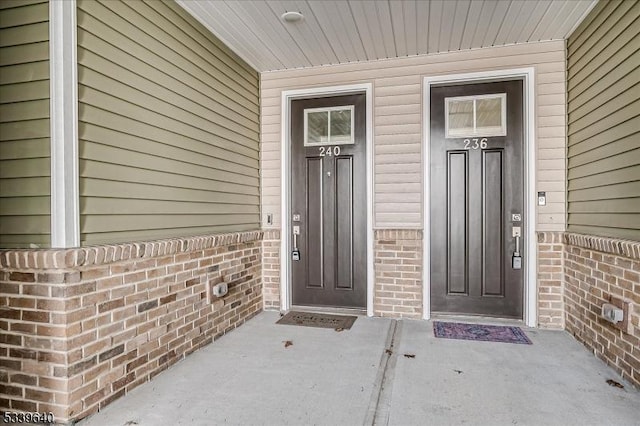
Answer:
xmin=304 ymin=106 xmax=354 ymax=145
xmin=445 ymin=93 xmax=506 ymax=138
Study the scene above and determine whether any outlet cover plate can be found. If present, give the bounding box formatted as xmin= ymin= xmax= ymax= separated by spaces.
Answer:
xmin=608 ymin=296 xmax=632 ymax=334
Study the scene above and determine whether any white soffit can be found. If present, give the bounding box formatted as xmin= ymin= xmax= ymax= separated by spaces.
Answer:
xmin=177 ymin=0 xmax=597 ymax=72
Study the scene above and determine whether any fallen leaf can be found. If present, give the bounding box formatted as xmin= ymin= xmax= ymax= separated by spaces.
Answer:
xmin=403 ymin=354 xmax=416 ymax=358
xmin=453 ymin=370 xmax=463 ymax=374
xmin=335 ymin=327 xmax=344 ymax=332
xmin=385 ymin=348 xmax=393 ymax=355
xmin=606 ymin=379 xmax=624 ymax=388
xmin=284 ymin=340 xmax=293 ymax=348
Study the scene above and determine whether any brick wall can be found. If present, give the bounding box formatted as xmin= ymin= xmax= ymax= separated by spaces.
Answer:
xmin=0 ymin=270 xmax=71 ymax=419
xmin=537 ymin=232 xmax=565 ymax=328
xmin=0 ymin=231 xmax=263 ymax=424
xmin=262 ymin=230 xmax=280 ymax=310
xmin=261 ymin=229 xmax=423 ymax=319
xmin=564 ymin=233 xmax=640 ymax=387
xmin=374 ymin=229 xmax=423 ymax=319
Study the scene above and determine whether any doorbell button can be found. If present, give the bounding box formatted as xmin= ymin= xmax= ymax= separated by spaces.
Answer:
xmin=538 ymin=191 xmax=546 ymax=206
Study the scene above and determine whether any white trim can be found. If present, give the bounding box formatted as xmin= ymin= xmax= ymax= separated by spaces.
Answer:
xmin=565 ymin=0 xmax=599 ymax=39
xmin=280 ymin=83 xmax=374 ymax=316
xmin=50 ymin=0 xmax=80 ymax=248
xmin=422 ymin=68 xmax=537 ymax=327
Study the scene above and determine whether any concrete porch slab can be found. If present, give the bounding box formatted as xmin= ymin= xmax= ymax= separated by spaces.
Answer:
xmin=388 ymin=319 xmax=640 ymax=425
xmin=80 ymin=312 xmax=639 ymax=426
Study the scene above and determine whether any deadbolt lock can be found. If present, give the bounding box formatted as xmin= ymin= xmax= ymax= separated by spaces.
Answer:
xmin=512 ymin=226 xmax=521 ymax=237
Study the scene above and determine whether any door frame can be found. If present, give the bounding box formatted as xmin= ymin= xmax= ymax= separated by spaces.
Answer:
xmin=280 ymin=83 xmax=374 ymax=316
xmin=422 ymin=68 xmax=538 ymax=327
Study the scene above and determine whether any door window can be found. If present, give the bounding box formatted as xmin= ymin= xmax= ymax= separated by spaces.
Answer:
xmin=304 ymin=106 xmax=354 ymax=145
xmin=445 ymin=94 xmax=506 ymax=138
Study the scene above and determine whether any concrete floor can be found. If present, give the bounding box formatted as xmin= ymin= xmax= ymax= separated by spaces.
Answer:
xmin=80 ymin=311 xmax=640 ymax=426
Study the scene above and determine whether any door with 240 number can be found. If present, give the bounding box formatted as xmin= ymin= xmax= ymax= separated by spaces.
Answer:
xmin=290 ymin=94 xmax=367 ymax=308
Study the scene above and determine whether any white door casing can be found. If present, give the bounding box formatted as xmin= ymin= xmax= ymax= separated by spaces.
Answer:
xmin=280 ymin=84 xmax=374 ymax=316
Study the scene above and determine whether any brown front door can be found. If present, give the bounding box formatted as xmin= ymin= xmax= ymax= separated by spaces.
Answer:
xmin=290 ymin=94 xmax=367 ymax=308
xmin=430 ymin=80 xmax=525 ymax=318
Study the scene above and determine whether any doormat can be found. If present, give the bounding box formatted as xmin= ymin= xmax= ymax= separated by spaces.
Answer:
xmin=276 ymin=311 xmax=357 ymax=330
xmin=433 ymin=321 xmax=532 ymax=345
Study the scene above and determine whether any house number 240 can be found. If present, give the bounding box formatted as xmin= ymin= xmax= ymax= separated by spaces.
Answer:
xmin=319 ymin=146 xmax=341 ymax=157
xmin=464 ymin=138 xmax=488 ymax=150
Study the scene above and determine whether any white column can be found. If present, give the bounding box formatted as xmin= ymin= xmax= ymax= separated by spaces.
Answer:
xmin=49 ymin=0 xmax=80 ymax=248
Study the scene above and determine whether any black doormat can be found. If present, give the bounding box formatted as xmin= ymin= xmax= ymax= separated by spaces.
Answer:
xmin=276 ymin=311 xmax=357 ymax=330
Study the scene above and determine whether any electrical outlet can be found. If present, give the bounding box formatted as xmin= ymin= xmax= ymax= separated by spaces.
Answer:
xmin=602 ymin=303 xmax=623 ymax=323
xmin=607 ymin=296 xmax=632 ymax=334
xmin=212 ymin=282 xmax=228 ymax=298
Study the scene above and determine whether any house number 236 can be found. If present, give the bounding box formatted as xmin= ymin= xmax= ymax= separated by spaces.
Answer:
xmin=319 ymin=146 xmax=341 ymax=157
xmin=464 ymin=138 xmax=488 ymax=150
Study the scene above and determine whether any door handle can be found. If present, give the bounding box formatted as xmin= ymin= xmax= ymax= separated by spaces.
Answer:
xmin=292 ymin=225 xmax=300 ymax=261
xmin=512 ymin=226 xmax=522 ymax=269
xmin=512 ymin=226 xmax=521 ymax=256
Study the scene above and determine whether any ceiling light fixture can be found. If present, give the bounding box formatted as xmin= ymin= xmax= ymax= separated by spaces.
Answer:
xmin=281 ymin=11 xmax=304 ymax=23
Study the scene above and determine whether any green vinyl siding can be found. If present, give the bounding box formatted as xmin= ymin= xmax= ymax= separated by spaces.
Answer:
xmin=77 ymin=0 xmax=260 ymax=245
xmin=0 ymin=0 xmax=50 ymax=248
xmin=567 ymin=0 xmax=640 ymax=241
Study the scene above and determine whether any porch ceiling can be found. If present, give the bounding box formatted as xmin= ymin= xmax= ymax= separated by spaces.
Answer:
xmin=177 ymin=0 xmax=597 ymax=72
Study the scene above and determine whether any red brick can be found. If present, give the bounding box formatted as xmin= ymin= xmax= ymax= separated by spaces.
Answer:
xmin=10 ymin=373 xmax=37 ymax=386
xmin=98 ymin=298 xmax=125 ymax=313
xmin=22 ymin=310 xmax=50 ymax=323
xmin=10 ymin=399 xmax=37 ymax=412
xmin=9 ymin=272 xmax=35 ymax=282
xmin=36 ymin=272 xmax=66 ymax=283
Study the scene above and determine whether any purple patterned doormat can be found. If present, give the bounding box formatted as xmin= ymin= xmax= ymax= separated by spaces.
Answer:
xmin=433 ymin=321 xmax=532 ymax=345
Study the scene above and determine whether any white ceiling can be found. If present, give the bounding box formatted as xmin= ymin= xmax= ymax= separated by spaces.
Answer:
xmin=178 ymin=0 xmax=597 ymax=72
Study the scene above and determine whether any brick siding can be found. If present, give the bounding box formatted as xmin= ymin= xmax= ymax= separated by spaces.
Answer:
xmin=537 ymin=232 xmax=565 ymax=328
xmin=563 ymin=233 xmax=640 ymax=387
xmin=262 ymin=230 xmax=280 ymax=310
xmin=374 ymin=229 xmax=423 ymax=319
xmin=0 ymin=231 xmax=263 ymax=424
